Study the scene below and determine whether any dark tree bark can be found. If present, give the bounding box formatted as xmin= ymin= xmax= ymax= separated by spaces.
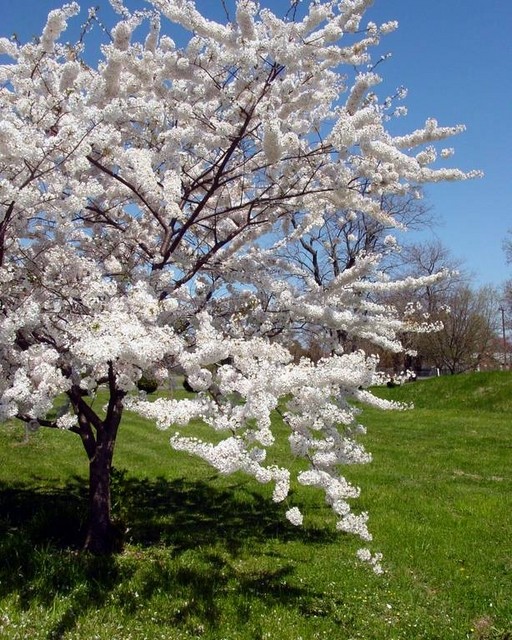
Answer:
xmin=68 ymin=362 xmax=126 ymax=554
xmin=84 ymin=421 xmax=121 ymax=554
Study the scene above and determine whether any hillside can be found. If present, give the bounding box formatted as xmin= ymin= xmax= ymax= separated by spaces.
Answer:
xmin=373 ymin=370 xmax=512 ymax=413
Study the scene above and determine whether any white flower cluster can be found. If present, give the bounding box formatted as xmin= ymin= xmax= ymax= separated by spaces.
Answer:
xmin=356 ymin=548 xmax=384 ymax=575
xmin=41 ymin=3 xmax=79 ymax=52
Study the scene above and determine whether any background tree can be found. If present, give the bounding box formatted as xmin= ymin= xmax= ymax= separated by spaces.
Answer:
xmin=376 ymin=239 xmax=463 ymax=372
xmin=398 ymin=239 xmax=467 ymax=307
xmin=415 ymin=285 xmax=499 ymax=374
xmin=503 ymin=230 xmax=512 ymax=266
xmin=0 ymin=0 xmax=477 ymax=563
xmin=283 ymin=191 xmax=433 ymax=287
xmin=502 ymin=232 xmax=512 ymax=351
xmin=386 ymin=240 xmax=498 ymax=374
xmin=279 ymin=191 xmax=434 ymax=356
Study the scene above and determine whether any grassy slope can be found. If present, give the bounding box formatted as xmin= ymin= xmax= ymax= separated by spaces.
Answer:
xmin=352 ymin=373 xmax=512 ymax=638
xmin=0 ymin=372 xmax=511 ymax=639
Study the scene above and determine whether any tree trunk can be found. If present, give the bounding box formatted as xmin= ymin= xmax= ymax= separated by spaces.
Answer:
xmin=83 ymin=428 xmax=120 ymax=554
xmin=69 ymin=368 xmax=126 ymax=554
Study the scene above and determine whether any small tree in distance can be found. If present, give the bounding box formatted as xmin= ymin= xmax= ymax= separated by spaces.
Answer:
xmin=502 ymin=231 xmax=512 ymax=344
xmin=386 ymin=241 xmax=499 ymax=374
xmin=416 ymin=285 xmax=499 ymax=374
xmin=0 ymin=0 xmax=479 ymax=566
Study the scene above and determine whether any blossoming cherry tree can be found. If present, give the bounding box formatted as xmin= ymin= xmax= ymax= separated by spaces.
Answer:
xmin=0 ymin=0 xmax=477 ymax=563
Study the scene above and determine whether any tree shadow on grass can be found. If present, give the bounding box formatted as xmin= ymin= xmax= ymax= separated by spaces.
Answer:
xmin=0 ymin=474 xmax=339 ymax=637
xmin=112 ymin=471 xmax=335 ymax=551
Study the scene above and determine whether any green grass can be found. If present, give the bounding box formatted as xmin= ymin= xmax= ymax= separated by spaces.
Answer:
xmin=0 ymin=372 xmax=511 ymax=639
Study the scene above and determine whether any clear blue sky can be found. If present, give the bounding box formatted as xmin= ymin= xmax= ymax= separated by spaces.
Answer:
xmin=1 ymin=0 xmax=510 ymax=289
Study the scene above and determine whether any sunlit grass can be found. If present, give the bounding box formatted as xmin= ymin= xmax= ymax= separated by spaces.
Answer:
xmin=0 ymin=372 xmax=511 ymax=639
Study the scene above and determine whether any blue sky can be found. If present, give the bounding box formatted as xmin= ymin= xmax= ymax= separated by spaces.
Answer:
xmin=1 ymin=0 xmax=510 ymax=289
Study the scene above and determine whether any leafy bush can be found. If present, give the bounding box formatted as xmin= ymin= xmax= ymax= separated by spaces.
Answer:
xmin=136 ymin=375 xmax=159 ymax=394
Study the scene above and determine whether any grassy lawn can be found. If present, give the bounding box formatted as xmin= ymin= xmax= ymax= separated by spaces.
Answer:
xmin=0 ymin=372 xmax=511 ymax=639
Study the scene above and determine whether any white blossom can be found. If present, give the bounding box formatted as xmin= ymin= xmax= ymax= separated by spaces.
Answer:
xmin=41 ymin=3 xmax=79 ymax=52
xmin=236 ymin=0 xmax=258 ymax=40
xmin=379 ymin=21 xmax=398 ymax=35
xmin=285 ymin=507 xmax=304 ymax=526
xmin=357 ymin=548 xmax=384 ymax=574
xmin=262 ymin=118 xmax=284 ymax=164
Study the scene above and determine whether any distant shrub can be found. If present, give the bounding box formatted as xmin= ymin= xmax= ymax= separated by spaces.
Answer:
xmin=137 ymin=374 xmax=159 ymax=394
